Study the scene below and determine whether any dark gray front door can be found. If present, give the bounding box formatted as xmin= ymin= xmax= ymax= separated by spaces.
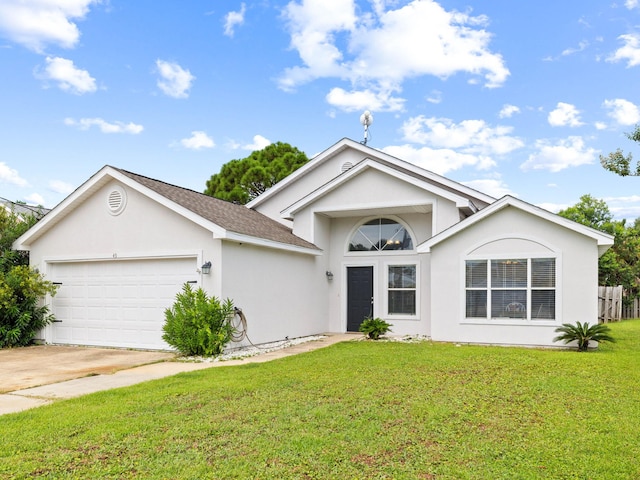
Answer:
xmin=347 ymin=266 xmax=374 ymax=332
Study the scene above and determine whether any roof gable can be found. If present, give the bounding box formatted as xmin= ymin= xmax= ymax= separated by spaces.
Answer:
xmin=247 ymin=137 xmax=496 ymax=212
xmin=418 ymin=195 xmax=614 ymax=256
xmin=280 ymin=158 xmax=475 ymax=219
xmin=14 ymin=166 xmax=320 ymax=255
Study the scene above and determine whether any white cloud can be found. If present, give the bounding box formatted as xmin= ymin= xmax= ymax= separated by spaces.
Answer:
xmin=521 ymin=136 xmax=596 ymax=172
xmin=224 ymin=3 xmax=246 ymax=37
xmin=461 ymin=177 xmax=515 ymax=199
xmin=180 ymin=131 xmax=215 ymax=150
xmin=606 ymin=194 xmax=640 ymax=221
xmin=0 ymin=162 xmax=28 ymax=187
xmin=37 ymin=56 xmax=96 ymax=95
xmin=548 ymin=102 xmax=584 ymax=127
xmin=603 ymin=98 xmax=640 ymax=125
xmin=49 ymin=180 xmax=75 ymax=195
xmin=561 ymin=40 xmax=588 ymax=57
xmin=626 ymin=0 xmax=639 ymax=8
xmin=64 ymin=117 xmax=144 ymax=134
xmin=326 ymin=87 xmax=404 ymax=112
xmin=156 ymin=60 xmax=195 ymax=99
xmin=498 ymin=104 xmax=520 ymax=118
xmin=279 ymin=0 xmax=509 ymax=111
xmin=25 ymin=193 xmax=45 ymax=205
xmin=607 ymin=33 xmax=640 ymax=67
xmin=426 ymin=90 xmax=442 ymax=104
xmin=242 ymin=135 xmax=271 ymax=150
xmin=382 ymin=144 xmax=495 ymax=175
xmin=0 ymin=0 xmax=100 ymax=52
xmin=400 ymin=116 xmax=524 ymax=156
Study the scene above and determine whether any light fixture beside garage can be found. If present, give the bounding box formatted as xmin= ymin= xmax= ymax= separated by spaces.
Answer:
xmin=201 ymin=261 xmax=212 ymax=274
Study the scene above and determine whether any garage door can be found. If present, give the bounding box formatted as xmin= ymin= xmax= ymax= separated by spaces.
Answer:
xmin=49 ymin=257 xmax=198 ymax=350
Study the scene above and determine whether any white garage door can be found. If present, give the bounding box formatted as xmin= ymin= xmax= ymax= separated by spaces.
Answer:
xmin=49 ymin=257 xmax=198 ymax=350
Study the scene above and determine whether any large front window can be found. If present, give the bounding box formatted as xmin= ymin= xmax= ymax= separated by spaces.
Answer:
xmin=388 ymin=265 xmax=416 ymax=315
xmin=465 ymin=258 xmax=556 ymax=320
xmin=349 ymin=218 xmax=413 ymax=252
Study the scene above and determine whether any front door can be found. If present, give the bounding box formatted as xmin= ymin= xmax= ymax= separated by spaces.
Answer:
xmin=347 ymin=266 xmax=374 ymax=332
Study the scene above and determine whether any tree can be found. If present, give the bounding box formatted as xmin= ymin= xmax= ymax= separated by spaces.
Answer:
xmin=204 ymin=142 xmax=309 ymax=204
xmin=557 ymin=194 xmax=615 ymax=234
xmin=558 ymin=195 xmax=640 ymax=296
xmin=0 ymin=205 xmax=58 ymax=347
xmin=600 ymin=125 xmax=640 ymax=176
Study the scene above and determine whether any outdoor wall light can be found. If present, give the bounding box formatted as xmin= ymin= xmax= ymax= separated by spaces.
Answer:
xmin=201 ymin=261 xmax=212 ymax=274
xmin=325 ymin=270 xmax=334 ymax=280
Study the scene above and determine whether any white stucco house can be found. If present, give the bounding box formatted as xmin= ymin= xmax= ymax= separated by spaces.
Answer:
xmin=13 ymin=138 xmax=614 ymax=350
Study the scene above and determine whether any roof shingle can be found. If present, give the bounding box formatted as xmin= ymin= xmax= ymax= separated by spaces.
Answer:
xmin=115 ymin=168 xmax=319 ymax=251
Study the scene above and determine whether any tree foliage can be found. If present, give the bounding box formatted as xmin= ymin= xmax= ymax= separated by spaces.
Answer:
xmin=204 ymin=142 xmax=309 ymax=204
xmin=0 ymin=205 xmax=58 ymax=347
xmin=600 ymin=125 xmax=640 ymax=176
xmin=557 ymin=194 xmax=640 ymax=296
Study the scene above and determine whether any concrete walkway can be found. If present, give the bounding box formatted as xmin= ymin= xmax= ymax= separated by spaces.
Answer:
xmin=0 ymin=333 xmax=356 ymax=416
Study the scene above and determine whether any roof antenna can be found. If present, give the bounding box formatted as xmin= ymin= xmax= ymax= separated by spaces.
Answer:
xmin=360 ymin=110 xmax=373 ymax=145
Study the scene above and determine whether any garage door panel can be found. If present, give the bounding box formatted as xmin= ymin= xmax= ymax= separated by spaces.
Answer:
xmin=49 ymin=257 xmax=197 ymax=350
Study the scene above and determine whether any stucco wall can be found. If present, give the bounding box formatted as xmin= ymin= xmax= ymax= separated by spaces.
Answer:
xmin=254 ymin=147 xmax=368 ymax=225
xmin=28 ymin=181 xmax=214 ymax=272
xmin=430 ymin=206 xmax=599 ymax=347
xmin=220 ymin=241 xmax=328 ymax=345
xmin=320 ymin=214 xmax=432 ymax=336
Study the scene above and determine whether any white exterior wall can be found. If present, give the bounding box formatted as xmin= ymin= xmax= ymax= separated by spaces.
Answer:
xmin=220 ymin=242 xmax=328 ymax=346
xmin=28 ymin=181 xmax=214 ymax=279
xmin=28 ymin=181 xmax=211 ymax=264
xmin=430 ymin=207 xmax=599 ymax=347
xmin=254 ymin=148 xmax=368 ymax=225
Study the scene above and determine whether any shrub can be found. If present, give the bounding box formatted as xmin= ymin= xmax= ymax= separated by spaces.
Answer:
xmin=162 ymin=283 xmax=235 ymax=356
xmin=359 ymin=317 xmax=392 ymax=340
xmin=553 ymin=321 xmax=616 ymax=351
xmin=0 ymin=265 xmax=58 ymax=347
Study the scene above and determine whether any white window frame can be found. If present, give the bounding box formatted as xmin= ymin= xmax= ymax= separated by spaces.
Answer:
xmin=462 ymin=254 xmax=560 ymax=325
xmin=346 ymin=216 xmax=416 ymax=256
xmin=384 ymin=261 xmax=419 ymax=319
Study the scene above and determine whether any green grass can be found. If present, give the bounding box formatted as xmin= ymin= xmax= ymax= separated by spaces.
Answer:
xmin=2 ymin=321 xmax=640 ymax=479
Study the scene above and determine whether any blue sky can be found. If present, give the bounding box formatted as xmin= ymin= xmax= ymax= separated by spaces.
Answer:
xmin=1 ymin=1 xmax=640 ymax=221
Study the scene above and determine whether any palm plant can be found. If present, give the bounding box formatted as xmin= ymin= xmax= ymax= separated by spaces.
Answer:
xmin=553 ymin=321 xmax=616 ymax=351
xmin=359 ymin=317 xmax=392 ymax=340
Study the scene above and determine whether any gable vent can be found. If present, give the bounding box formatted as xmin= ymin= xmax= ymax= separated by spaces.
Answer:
xmin=340 ymin=161 xmax=353 ymax=173
xmin=107 ymin=186 xmax=127 ymax=216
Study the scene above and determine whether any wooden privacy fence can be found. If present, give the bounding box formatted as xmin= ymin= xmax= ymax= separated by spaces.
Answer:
xmin=622 ymin=295 xmax=640 ymax=319
xmin=598 ymin=285 xmax=623 ymax=323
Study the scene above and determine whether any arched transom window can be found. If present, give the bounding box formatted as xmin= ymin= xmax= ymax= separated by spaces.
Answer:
xmin=349 ymin=218 xmax=414 ymax=252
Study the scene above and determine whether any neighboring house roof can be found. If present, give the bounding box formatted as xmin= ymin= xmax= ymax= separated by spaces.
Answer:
xmin=1 ymin=198 xmax=50 ymax=219
xmin=13 ymin=166 xmax=320 ymax=255
xmin=247 ymin=137 xmax=496 ymax=215
xmin=418 ymin=195 xmax=615 ymax=256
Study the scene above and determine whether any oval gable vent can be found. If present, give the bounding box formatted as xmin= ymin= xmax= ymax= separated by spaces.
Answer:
xmin=107 ymin=186 xmax=127 ymax=215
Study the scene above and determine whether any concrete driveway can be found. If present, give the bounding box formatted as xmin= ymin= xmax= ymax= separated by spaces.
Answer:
xmin=0 ymin=345 xmax=175 ymax=393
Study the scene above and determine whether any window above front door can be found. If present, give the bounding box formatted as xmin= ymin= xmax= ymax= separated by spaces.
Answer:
xmin=348 ymin=218 xmax=414 ymax=252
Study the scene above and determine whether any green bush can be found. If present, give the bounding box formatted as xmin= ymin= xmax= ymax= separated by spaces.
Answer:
xmin=0 ymin=265 xmax=58 ymax=347
xmin=553 ymin=321 xmax=616 ymax=351
xmin=162 ymin=283 xmax=235 ymax=356
xmin=359 ymin=317 xmax=392 ymax=340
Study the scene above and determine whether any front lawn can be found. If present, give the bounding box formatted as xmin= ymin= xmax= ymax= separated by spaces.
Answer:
xmin=2 ymin=321 xmax=640 ymax=479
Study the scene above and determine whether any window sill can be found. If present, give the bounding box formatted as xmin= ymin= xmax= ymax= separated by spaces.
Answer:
xmin=461 ymin=318 xmax=559 ymax=327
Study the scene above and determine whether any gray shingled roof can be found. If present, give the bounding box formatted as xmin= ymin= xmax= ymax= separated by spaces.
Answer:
xmin=115 ymin=168 xmax=319 ymax=251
